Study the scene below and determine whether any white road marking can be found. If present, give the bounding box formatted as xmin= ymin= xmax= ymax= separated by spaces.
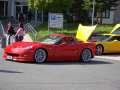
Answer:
xmin=95 ymin=55 xmax=120 ymax=61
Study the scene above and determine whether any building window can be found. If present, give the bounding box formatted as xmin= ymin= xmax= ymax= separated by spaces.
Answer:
xmin=102 ymin=9 xmax=110 ymax=18
xmin=89 ymin=9 xmax=110 ymax=19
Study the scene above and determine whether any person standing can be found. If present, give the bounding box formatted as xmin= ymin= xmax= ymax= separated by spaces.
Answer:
xmin=7 ymin=22 xmax=16 ymax=45
xmin=15 ymin=23 xmax=25 ymax=42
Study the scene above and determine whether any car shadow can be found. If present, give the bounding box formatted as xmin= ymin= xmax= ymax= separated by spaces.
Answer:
xmin=43 ymin=60 xmax=113 ymax=65
xmin=102 ymin=53 xmax=120 ymax=56
xmin=23 ymin=60 xmax=113 ymax=65
xmin=0 ymin=69 xmax=23 ymax=73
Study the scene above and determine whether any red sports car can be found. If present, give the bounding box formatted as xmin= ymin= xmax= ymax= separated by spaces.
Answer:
xmin=3 ymin=34 xmax=96 ymax=63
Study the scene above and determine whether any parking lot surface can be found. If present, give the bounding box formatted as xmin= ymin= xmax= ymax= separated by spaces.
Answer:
xmin=0 ymin=46 xmax=120 ymax=90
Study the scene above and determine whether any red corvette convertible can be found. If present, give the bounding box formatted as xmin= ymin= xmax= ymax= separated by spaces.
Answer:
xmin=3 ymin=34 xmax=96 ymax=63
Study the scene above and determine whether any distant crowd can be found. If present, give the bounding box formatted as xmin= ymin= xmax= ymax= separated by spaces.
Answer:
xmin=6 ymin=13 xmax=26 ymax=45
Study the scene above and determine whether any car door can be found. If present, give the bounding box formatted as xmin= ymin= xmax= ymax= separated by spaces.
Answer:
xmin=52 ymin=37 xmax=80 ymax=61
xmin=98 ymin=41 xmax=120 ymax=53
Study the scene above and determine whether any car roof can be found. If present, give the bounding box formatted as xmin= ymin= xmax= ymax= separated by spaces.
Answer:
xmin=110 ymin=24 xmax=120 ymax=34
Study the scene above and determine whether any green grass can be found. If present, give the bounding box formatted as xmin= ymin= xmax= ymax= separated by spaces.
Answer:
xmin=94 ymin=24 xmax=114 ymax=33
xmin=34 ymin=23 xmax=115 ymax=41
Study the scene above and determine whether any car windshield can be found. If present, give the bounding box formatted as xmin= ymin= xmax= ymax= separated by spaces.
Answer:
xmin=39 ymin=35 xmax=62 ymax=44
xmin=103 ymin=36 xmax=120 ymax=41
xmin=89 ymin=35 xmax=110 ymax=41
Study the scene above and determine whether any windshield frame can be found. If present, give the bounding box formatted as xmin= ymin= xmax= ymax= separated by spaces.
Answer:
xmin=39 ymin=35 xmax=63 ymax=45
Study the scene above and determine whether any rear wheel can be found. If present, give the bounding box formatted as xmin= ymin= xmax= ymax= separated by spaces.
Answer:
xmin=81 ymin=49 xmax=92 ymax=62
xmin=96 ymin=45 xmax=103 ymax=55
xmin=34 ymin=49 xmax=47 ymax=63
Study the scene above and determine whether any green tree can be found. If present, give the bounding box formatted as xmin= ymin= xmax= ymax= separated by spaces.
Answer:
xmin=47 ymin=0 xmax=73 ymax=13
xmin=28 ymin=0 xmax=49 ymax=10
xmin=28 ymin=0 xmax=73 ymax=23
xmin=28 ymin=0 xmax=51 ymax=23
xmin=28 ymin=0 xmax=73 ymax=12
xmin=69 ymin=0 xmax=90 ymax=23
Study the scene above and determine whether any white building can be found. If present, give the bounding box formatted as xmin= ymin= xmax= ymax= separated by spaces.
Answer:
xmin=0 ymin=0 xmax=28 ymax=20
xmin=101 ymin=4 xmax=120 ymax=24
xmin=90 ymin=1 xmax=120 ymax=24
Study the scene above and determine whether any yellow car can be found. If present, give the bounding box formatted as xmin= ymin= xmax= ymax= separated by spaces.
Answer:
xmin=95 ymin=34 xmax=120 ymax=55
xmin=76 ymin=24 xmax=120 ymax=55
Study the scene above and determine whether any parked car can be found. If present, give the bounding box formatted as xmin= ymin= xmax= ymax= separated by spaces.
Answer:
xmin=76 ymin=24 xmax=120 ymax=55
xmin=89 ymin=24 xmax=120 ymax=55
xmin=3 ymin=34 xmax=96 ymax=63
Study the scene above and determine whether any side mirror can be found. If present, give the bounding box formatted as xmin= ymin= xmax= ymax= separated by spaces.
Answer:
xmin=61 ymin=42 xmax=67 ymax=45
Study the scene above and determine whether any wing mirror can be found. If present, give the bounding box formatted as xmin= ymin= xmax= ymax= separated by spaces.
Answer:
xmin=61 ymin=42 xmax=67 ymax=45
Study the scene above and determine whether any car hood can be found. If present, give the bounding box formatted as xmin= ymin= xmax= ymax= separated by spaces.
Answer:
xmin=93 ymin=24 xmax=120 ymax=36
xmin=76 ymin=24 xmax=96 ymax=42
xmin=110 ymin=24 xmax=120 ymax=34
xmin=9 ymin=42 xmax=43 ymax=48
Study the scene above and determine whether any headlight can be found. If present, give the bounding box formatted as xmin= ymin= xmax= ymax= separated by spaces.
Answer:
xmin=23 ymin=46 xmax=33 ymax=50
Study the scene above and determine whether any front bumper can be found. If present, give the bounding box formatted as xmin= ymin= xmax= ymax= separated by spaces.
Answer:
xmin=3 ymin=50 xmax=35 ymax=62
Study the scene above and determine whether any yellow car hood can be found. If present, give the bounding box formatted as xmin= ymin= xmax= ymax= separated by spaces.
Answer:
xmin=76 ymin=24 xmax=97 ymax=42
xmin=98 ymin=24 xmax=120 ymax=36
xmin=110 ymin=24 xmax=120 ymax=34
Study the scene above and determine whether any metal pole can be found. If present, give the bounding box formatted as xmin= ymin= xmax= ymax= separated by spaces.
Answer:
xmin=92 ymin=0 xmax=95 ymax=26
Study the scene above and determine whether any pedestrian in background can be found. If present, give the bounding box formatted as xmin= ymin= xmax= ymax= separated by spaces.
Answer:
xmin=7 ymin=22 xmax=16 ymax=45
xmin=15 ymin=23 xmax=25 ymax=42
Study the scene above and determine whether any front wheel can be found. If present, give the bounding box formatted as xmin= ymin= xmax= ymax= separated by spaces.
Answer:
xmin=81 ymin=49 xmax=92 ymax=62
xmin=34 ymin=49 xmax=47 ymax=63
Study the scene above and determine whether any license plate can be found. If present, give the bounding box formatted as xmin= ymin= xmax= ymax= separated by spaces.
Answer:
xmin=7 ymin=55 xmax=12 ymax=60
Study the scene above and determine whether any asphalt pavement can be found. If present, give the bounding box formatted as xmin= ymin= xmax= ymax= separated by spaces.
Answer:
xmin=0 ymin=46 xmax=120 ymax=90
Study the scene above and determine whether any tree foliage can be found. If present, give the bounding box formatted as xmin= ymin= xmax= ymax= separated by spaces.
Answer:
xmin=28 ymin=0 xmax=49 ymax=10
xmin=28 ymin=0 xmax=73 ymax=12
xmin=47 ymin=0 xmax=73 ymax=12
xmin=27 ymin=0 xmax=119 ymax=24
xmin=69 ymin=0 xmax=90 ymax=23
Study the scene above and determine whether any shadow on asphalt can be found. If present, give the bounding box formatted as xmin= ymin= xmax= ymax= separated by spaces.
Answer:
xmin=102 ymin=53 xmax=120 ymax=56
xmin=42 ymin=60 xmax=113 ymax=65
xmin=0 ymin=69 xmax=23 ymax=73
xmin=11 ymin=60 xmax=113 ymax=65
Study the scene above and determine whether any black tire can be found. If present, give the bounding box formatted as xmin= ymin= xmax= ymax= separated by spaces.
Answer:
xmin=96 ymin=45 xmax=103 ymax=55
xmin=81 ymin=49 xmax=92 ymax=62
xmin=34 ymin=49 xmax=47 ymax=63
